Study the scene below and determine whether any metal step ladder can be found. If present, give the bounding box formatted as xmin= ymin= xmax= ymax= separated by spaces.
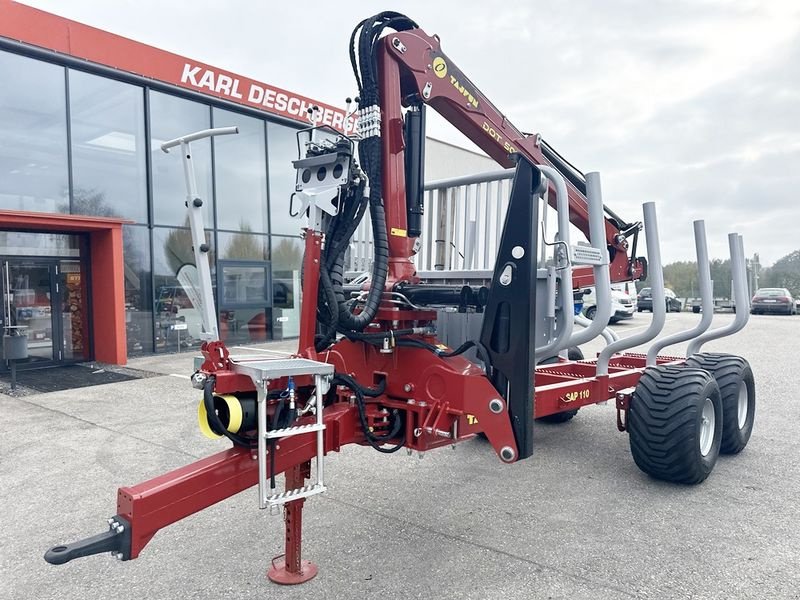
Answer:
xmin=230 ymin=356 xmax=334 ymax=510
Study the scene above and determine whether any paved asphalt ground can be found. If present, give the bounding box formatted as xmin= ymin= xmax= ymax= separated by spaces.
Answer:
xmin=1 ymin=311 xmax=799 ymax=599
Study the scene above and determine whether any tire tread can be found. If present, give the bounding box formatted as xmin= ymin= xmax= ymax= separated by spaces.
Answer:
xmin=685 ymin=352 xmax=755 ymax=454
xmin=628 ymin=365 xmax=721 ymax=484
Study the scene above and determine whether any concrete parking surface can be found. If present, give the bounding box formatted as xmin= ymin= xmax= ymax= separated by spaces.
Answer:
xmin=1 ymin=312 xmax=799 ymax=599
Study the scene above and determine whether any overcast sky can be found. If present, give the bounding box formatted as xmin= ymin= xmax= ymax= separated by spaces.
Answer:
xmin=22 ymin=0 xmax=800 ymax=266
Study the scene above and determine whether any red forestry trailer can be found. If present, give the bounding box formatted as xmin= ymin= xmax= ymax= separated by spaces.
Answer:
xmin=44 ymin=12 xmax=756 ymax=584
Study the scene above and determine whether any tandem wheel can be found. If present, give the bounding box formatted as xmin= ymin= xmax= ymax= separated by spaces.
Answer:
xmin=628 ymin=365 xmax=722 ymax=484
xmin=685 ymin=353 xmax=756 ymax=454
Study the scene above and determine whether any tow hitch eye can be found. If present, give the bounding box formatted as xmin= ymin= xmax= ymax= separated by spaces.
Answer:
xmin=44 ymin=516 xmax=131 ymax=564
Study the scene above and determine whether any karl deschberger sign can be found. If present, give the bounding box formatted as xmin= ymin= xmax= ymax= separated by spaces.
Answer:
xmin=180 ymin=63 xmax=356 ymax=133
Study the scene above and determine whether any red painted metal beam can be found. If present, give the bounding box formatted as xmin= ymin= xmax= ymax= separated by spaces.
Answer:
xmin=298 ymin=231 xmax=323 ymax=353
xmin=531 ymin=355 xmax=687 ymax=417
xmin=116 ymin=404 xmax=360 ymax=558
xmin=378 ymin=44 xmax=417 ymax=285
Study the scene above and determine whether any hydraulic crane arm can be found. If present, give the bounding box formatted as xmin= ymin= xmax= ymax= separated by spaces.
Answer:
xmin=374 ymin=27 xmax=645 ymax=283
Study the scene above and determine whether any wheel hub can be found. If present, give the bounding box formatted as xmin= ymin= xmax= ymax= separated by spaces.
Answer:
xmin=737 ymin=382 xmax=748 ymax=429
xmin=699 ymin=397 xmax=715 ymax=457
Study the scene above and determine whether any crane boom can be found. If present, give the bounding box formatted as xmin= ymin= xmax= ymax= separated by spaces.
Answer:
xmin=373 ymin=28 xmax=645 ymax=285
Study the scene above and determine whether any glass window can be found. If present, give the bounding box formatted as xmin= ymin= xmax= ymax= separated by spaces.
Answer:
xmin=219 ymin=262 xmax=271 ymax=307
xmin=213 ymin=108 xmax=268 ymax=233
xmin=216 ymin=232 xmax=272 ymax=346
xmin=0 ymin=232 xmax=79 ymax=257
xmin=267 ymin=123 xmax=304 ymax=236
xmin=217 ymin=231 xmax=269 ymax=261
xmin=69 ymin=70 xmax=147 ymax=222
xmin=153 ymin=227 xmax=214 ymax=352
xmin=5 ymin=262 xmax=55 ymax=364
xmin=219 ymin=306 xmax=270 ymax=346
xmin=271 ymin=235 xmax=304 ymax=339
xmin=123 ymin=225 xmax=153 ymax=355
xmin=150 ymin=91 xmax=213 ymax=226
xmin=0 ymin=52 xmax=69 ymax=214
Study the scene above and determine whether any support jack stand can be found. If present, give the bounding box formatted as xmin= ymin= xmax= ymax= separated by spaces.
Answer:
xmin=267 ymin=463 xmax=318 ymax=585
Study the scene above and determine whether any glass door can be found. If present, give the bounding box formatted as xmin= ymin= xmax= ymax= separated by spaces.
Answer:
xmin=2 ymin=260 xmax=56 ymax=366
xmin=57 ymin=260 xmax=89 ymax=361
xmin=1 ymin=258 xmax=89 ymax=369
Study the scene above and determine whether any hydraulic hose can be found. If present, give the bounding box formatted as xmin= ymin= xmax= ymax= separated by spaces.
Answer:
xmin=325 ymin=183 xmax=368 ymax=270
xmin=333 ymin=373 xmax=403 ymax=453
xmin=335 ymin=149 xmax=389 ymax=331
xmin=332 ymin=13 xmax=416 ymax=333
xmin=318 ymin=262 xmax=339 ymax=325
xmin=316 ymin=13 xmax=419 ymax=347
xmin=315 ymin=184 xmax=368 ymax=351
xmin=203 ymin=377 xmax=255 ymax=448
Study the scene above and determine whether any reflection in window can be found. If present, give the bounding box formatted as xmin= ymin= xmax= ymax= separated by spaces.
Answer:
xmin=267 ymin=123 xmax=303 ymax=236
xmin=123 ymin=225 xmax=153 ymax=355
xmin=153 ymin=227 xmax=214 ymax=352
xmin=0 ymin=232 xmax=79 ymax=257
xmin=69 ymin=70 xmax=147 ymax=222
xmin=220 ymin=263 xmax=270 ymax=307
xmin=0 ymin=51 xmax=69 ymax=214
xmin=217 ymin=231 xmax=269 ymax=261
xmin=271 ymin=235 xmax=304 ymax=339
xmin=150 ymin=91 xmax=213 ymax=226
xmin=217 ymin=258 xmax=272 ymax=344
xmin=59 ymin=259 xmax=90 ymax=361
xmin=218 ymin=307 xmax=269 ymax=345
xmin=213 ymin=108 xmax=268 ymax=233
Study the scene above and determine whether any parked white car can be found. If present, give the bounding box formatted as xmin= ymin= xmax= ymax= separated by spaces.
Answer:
xmin=581 ymin=287 xmax=636 ymax=323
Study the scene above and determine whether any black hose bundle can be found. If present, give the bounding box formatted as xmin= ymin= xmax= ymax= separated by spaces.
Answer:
xmin=348 ymin=13 xmax=418 ymax=103
xmin=333 ymin=373 xmax=404 ymax=453
xmin=313 ymin=179 xmax=367 ymax=351
xmin=313 ymin=13 xmax=419 ymax=352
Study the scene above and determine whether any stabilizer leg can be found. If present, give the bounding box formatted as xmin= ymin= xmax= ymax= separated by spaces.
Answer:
xmin=267 ymin=462 xmax=318 ymax=584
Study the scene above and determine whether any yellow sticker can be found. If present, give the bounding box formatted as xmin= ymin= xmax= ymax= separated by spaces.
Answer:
xmin=466 ymin=414 xmax=479 ymax=425
xmin=432 ymin=56 xmax=448 ymax=78
xmin=390 ymin=227 xmax=407 ymax=237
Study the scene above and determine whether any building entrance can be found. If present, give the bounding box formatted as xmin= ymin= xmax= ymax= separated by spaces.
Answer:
xmin=0 ymin=232 xmax=89 ymax=369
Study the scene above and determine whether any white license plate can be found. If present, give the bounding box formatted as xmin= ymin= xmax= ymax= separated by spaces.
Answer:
xmin=764 ymin=299 xmax=777 ymax=303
